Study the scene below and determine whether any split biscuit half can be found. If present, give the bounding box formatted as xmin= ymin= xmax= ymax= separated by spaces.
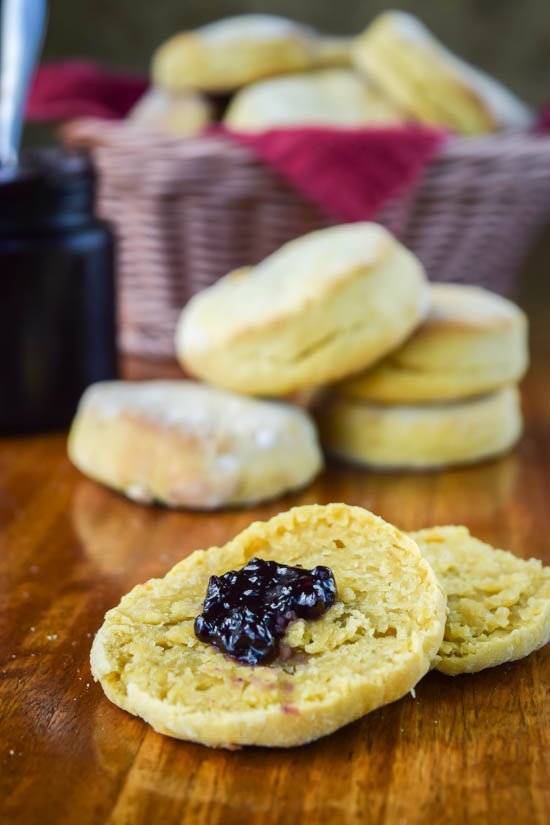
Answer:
xmin=412 ymin=526 xmax=550 ymax=675
xmin=91 ymin=503 xmax=446 ymax=747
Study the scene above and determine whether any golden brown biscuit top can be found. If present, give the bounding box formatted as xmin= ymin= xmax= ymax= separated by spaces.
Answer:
xmin=79 ymin=380 xmax=316 ymax=444
xmin=419 ymin=283 xmax=526 ymax=334
xmin=178 ymin=222 xmax=424 ymax=349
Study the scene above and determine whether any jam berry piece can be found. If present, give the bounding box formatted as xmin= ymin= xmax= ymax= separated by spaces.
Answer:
xmin=194 ymin=557 xmax=337 ymax=666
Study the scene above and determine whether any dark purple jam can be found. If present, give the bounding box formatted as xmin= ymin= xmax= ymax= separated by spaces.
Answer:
xmin=194 ymin=558 xmax=337 ymax=666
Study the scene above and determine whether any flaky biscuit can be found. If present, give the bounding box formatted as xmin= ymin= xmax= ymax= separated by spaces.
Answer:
xmin=127 ymin=87 xmax=212 ymax=135
xmin=224 ymin=68 xmax=403 ymax=131
xmin=91 ymin=503 xmax=446 ymax=748
xmin=412 ymin=526 xmax=550 ymax=675
xmin=68 ymin=381 xmax=322 ymax=509
xmin=176 ymin=223 xmax=429 ymax=396
xmin=153 ymin=15 xmax=349 ymax=94
xmin=352 ymin=12 xmax=532 ymax=135
xmin=340 ymin=284 xmax=528 ymax=403
xmin=318 ymin=386 xmax=522 ymax=470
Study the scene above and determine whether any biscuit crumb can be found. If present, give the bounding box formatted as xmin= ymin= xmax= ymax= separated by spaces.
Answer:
xmin=413 ymin=525 xmax=550 ymax=675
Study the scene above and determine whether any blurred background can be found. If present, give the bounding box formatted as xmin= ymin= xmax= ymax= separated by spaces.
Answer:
xmin=41 ymin=0 xmax=550 ymax=104
xmin=37 ymin=0 xmax=549 ymax=305
xmin=2 ymin=0 xmax=549 ymax=425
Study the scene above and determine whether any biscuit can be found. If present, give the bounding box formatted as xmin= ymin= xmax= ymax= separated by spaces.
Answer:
xmin=90 ymin=503 xmax=446 ymax=748
xmin=224 ymin=68 xmax=404 ymax=131
xmin=127 ymin=87 xmax=212 ymax=135
xmin=176 ymin=223 xmax=429 ymax=396
xmin=352 ymin=12 xmax=532 ymax=134
xmin=152 ymin=14 xmax=346 ymax=94
xmin=313 ymin=35 xmax=353 ymax=69
xmin=340 ymin=284 xmax=529 ymax=403
xmin=318 ymin=386 xmax=522 ymax=470
xmin=68 ymin=380 xmax=322 ymax=509
xmin=412 ymin=526 xmax=550 ymax=675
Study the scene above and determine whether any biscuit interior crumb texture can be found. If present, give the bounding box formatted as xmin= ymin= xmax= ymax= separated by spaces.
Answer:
xmin=412 ymin=526 xmax=550 ymax=675
xmin=91 ymin=504 xmax=445 ymax=748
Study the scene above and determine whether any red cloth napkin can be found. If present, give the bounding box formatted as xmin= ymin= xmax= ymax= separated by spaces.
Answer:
xmin=26 ymin=60 xmax=147 ymax=120
xmin=536 ymin=104 xmax=550 ymax=134
xmin=222 ymin=125 xmax=447 ymax=222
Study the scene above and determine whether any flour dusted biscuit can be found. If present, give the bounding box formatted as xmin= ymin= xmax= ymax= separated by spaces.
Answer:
xmin=224 ymin=68 xmax=403 ymax=131
xmin=340 ymin=284 xmax=529 ymax=403
xmin=90 ymin=503 xmax=446 ymax=748
xmin=352 ymin=12 xmax=532 ymax=134
xmin=318 ymin=386 xmax=522 ymax=470
xmin=412 ymin=526 xmax=550 ymax=675
xmin=127 ymin=87 xmax=212 ymax=135
xmin=153 ymin=15 xmax=350 ymax=94
xmin=177 ymin=223 xmax=428 ymax=396
xmin=68 ymin=381 xmax=322 ymax=509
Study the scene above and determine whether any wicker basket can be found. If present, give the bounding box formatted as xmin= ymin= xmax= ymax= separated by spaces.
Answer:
xmin=66 ymin=121 xmax=550 ymax=358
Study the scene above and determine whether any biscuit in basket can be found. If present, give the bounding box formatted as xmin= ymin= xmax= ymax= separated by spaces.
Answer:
xmin=127 ymin=87 xmax=212 ymax=135
xmin=340 ymin=284 xmax=529 ymax=403
xmin=153 ymin=14 xmax=349 ymax=94
xmin=90 ymin=503 xmax=446 ymax=748
xmin=412 ymin=526 xmax=550 ymax=675
xmin=352 ymin=11 xmax=532 ymax=134
xmin=176 ymin=223 xmax=429 ymax=396
xmin=318 ymin=386 xmax=522 ymax=470
xmin=224 ymin=68 xmax=404 ymax=131
xmin=68 ymin=380 xmax=322 ymax=509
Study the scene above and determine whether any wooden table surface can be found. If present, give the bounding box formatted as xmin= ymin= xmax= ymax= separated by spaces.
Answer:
xmin=1 ymin=298 xmax=549 ymax=825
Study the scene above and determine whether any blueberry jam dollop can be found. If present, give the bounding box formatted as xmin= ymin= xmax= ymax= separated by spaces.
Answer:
xmin=194 ymin=557 xmax=337 ymax=666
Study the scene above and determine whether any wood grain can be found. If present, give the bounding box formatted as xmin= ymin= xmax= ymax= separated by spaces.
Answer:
xmin=1 ymin=304 xmax=549 ymax=825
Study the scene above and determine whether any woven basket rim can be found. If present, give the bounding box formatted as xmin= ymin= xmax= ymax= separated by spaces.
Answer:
xmin=63 ymin=118 xmax=550 ymax=162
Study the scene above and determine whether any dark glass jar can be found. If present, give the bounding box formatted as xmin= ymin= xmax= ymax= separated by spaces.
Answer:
xmin=0 ymin=148 xmax=117 ymax=434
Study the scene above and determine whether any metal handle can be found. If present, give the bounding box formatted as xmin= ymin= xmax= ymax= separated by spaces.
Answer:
xmin=0 ymin=0 xmax=48 ymax=167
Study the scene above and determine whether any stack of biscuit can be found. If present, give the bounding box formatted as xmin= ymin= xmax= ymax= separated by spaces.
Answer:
xmin=176 ymin=224 xmax=529 ymax=474
xmin=69 ymin=222 xmax=529 ymax=508
xmin=318 ymin=283 xmax=529 ymax=470
xmin=129 ymin=11 xmax=532 ymax=135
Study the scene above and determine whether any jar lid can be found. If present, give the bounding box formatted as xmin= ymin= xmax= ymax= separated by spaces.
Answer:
xmin=0 ymin=147 xmax=96 ymax=234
